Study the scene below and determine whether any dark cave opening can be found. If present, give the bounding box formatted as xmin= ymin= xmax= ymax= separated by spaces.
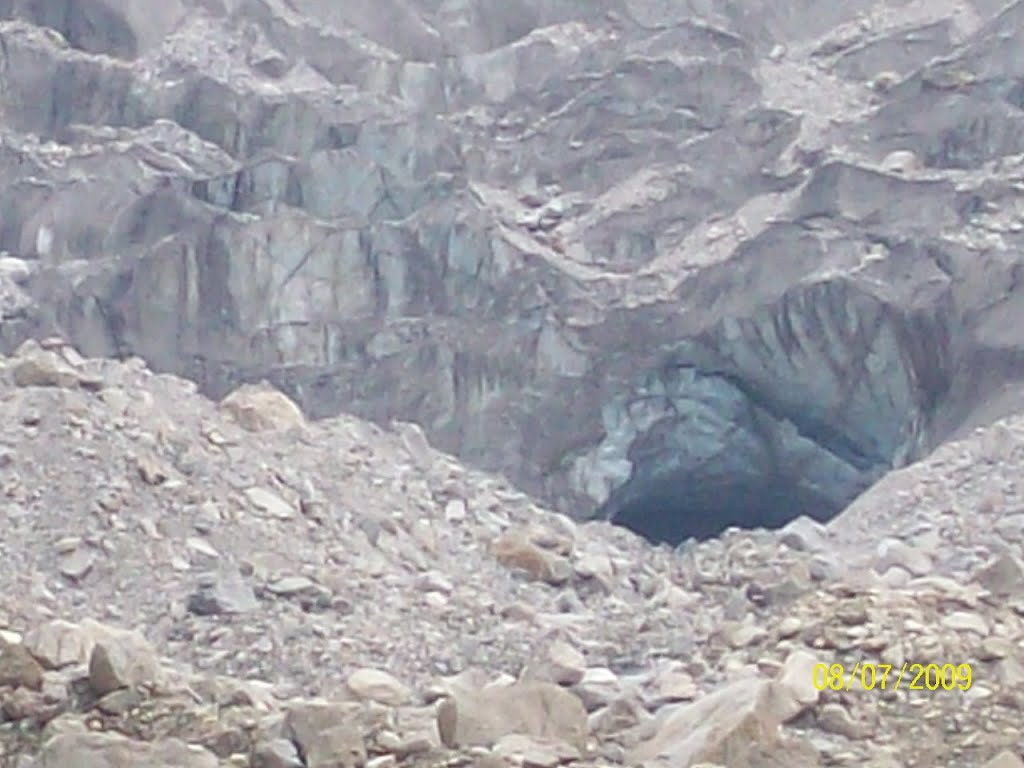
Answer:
xmin=605 ymin=469 xmax=847 ymax=547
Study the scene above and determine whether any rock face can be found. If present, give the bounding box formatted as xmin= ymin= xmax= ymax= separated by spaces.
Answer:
xmin=4 ymin=0 xmax=1024 ymax=541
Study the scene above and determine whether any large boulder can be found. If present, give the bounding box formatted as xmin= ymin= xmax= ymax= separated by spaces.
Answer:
xmin=626 ymin=676 xmax=812 ymax=767
xmin=33 ymin=730 xmax=218 ymax=768
xmin=436 ymin=679 xmax=588 ymax=752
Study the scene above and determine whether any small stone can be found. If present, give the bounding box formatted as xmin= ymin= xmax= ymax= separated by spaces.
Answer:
xmin=2 ymin=686 xmax=60 ymax=724
xmin=252 ymin=738 xmax=303 ymax=768
xmin=95 ymin=686 xmax=145 ymax=715
xmin=268 ymin=576 xmax=317 ymax=596
xmin=778 ymin=516 xmax=829 ymax=551
xmin=194 ymin=501 xmax=222 ymax=533
xmin=976 ymin=554 xmax=1024 ymax=596
xmin=415 ymin=571 xmax=454 ymax=594
xmin=881 ymin=150 xmax=921 ymax=174
xmin=573 ymin=552 xmax=615 ymax=591
xmin=188 ymin=568 xmax=259 ymax=616
xmin=874 ymin=538 xmax=932 ymax=577
xmin=0 ymin=629 xmax=23 ymax=645
xmin=836 ymin=603 xmax=869 ymax=626
xmin=870 ymin=70 xmax=900 ymax=92
xmin=979 ymin=637 xmax=1013 ymax=661
xmin=0 ymin=638 xmax=44 ymax=690
xmin=244 ymin=487 xmax=296 ymax=520
xmin=777 ymin=617 xmax=802 ymax=638
xmin=727 ymin=623 xmax=766 ymax=648
xmin=186 ymin=537 xmax=220 ymax=559
xmin=491 ymin=530 xmax=571 ymax=586
xmin=378 ymin=732 xmax=432 ymax=758
xmin=53 ymin=536 xmax=82 ymax=554
xmin=574 ymin=667 xmax=622 ymax=711
xmin=817 ymin=703 xmax=864 ymax=739
xmin=545 ymin=640 xmax=586 ymax=686
xmin=493 ymin=733 xmax=580 ymax=768
xmin=880 ymin=566 xmax=911 ymax=588
xmin=502 ymin=601 xmax=537 ymax=622
xmin=136 ymin=454 xmax=168 ymax=485
xmin=205 ymin=428 xmax=230 ymax=446
xmin=444 ymin=499 xmax=467 ymax=523
xmin=649 ymin=668 xmax=698 ymax=704
xmin=941 ymin=611 xmax=988 ymax=635
xmin=984 ymin=749 xmax=1024 ymax=768
xmin=59 ymin=548 xmax=95 ymax=581
xmin=809 ymin=554 xmax=844 ymax=581
xmin=346 ymin=668 xmax=412 ymax=706
xmin=589 ymin=696 xmax=647 ymax=737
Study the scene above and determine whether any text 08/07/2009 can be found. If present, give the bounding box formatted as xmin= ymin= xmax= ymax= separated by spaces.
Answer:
xmin=812 ymin=662 xmax=972 ymax=692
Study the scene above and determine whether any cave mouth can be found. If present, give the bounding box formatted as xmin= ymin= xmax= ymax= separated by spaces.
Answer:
xmin=604 ymin=468 xmax=856 ymax=547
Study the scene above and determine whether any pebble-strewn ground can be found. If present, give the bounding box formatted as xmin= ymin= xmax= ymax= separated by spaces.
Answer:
xmin=2 ymin=339 xmax=1024 ymax=767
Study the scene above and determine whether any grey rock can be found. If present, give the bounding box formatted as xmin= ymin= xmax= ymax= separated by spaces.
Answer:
xmin=252 ymin=738 xmax=304 ymax=768
xmin=266 ymin=576 xmax=317 ymax=597
xmin=874 ymin=538 xmax=933 ymax=577
xmin=0 ymin=638 xmax=43 ymax=690
xmin=88 ymin=629 xmax=161 ymax=695
xmin=244 ymin=487 xmax=297 ymax=520
xmin=285 ymin=700 xmax=368 ymax=768
xmin=219 ymin=383 xmax=305 ymax=433
xmin=777 ymin=516 xmax=830 ymax=552
xmin=32 ymin=731 xmax=218 ymax=768
xmin=437 ymin=680 xmax=588 ymax=751
xmin=345 ymin=668 xmax=412 ymax=706
xmin=58 ymin=548 xmax=96 ymax=581
xmin=976 ymin=554 xmax=1024 ymax=597
xmin=626 ymin=676 xmax=797 ymax=766
xmin=188 ymin=568 xmax=260 ymax=616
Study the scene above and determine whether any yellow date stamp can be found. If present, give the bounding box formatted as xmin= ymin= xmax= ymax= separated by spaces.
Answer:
xmin=812 ymin=662 xmax=972 ymax=692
